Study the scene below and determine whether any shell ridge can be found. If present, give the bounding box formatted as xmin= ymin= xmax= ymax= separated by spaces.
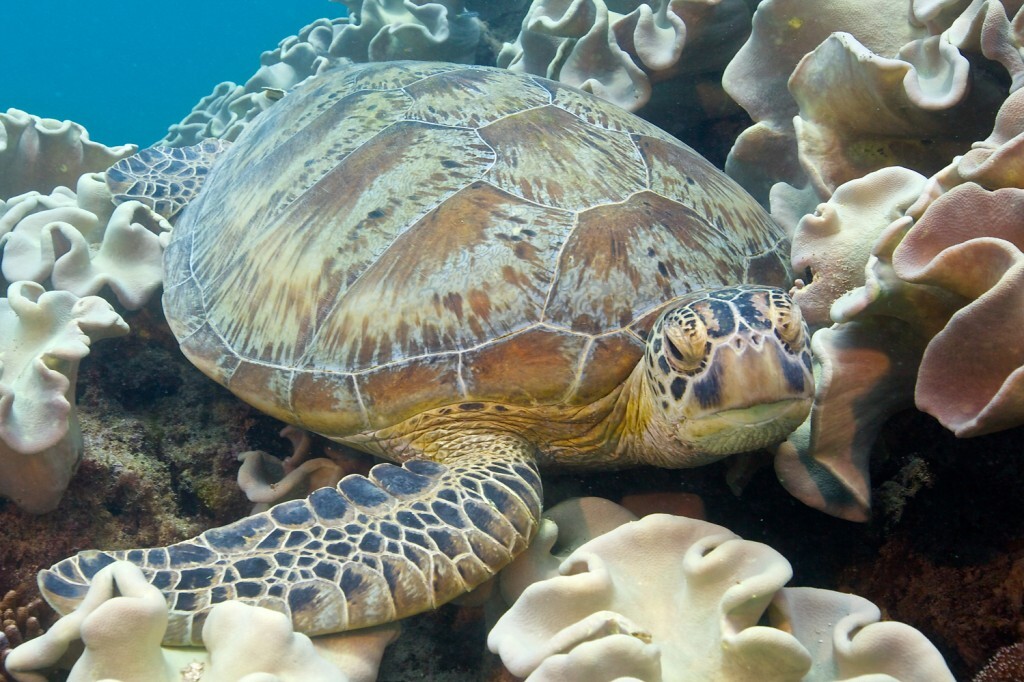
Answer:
xmin=564 ymin=336 xmax=596 ymax=403
xmin=351 ymin=376 xmax=371 ymax=434
xmin=190 ymin=313 xmax=622 ymax=382
xmin=538 ymin=211 xmax=581 ymax=324
xmin=393 ymin=62 xmax=475 ymax=92
xmin=527 ymin=76 xmax=559 ymax=106
xmin=634 ymin=133 xmax=656 ymax=192
xmin=473 ymin=101 xmax=554 ymax=133
xmin=456 ymin=353 xmax=469 ymax=399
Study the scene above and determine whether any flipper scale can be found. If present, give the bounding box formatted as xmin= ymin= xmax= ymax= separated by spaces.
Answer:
xmin=39 ymin=434 xmax=542 ymax=645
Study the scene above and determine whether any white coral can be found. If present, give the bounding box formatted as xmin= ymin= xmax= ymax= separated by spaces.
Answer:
xmin=499 ymin=0 xmax=740 ymax=111
xmin=0 ymin=282 xmax=128 ymax=513
xmin=163 ymin=4 xmax=485 ymax=148
xmin=0 ymin=109 xmax=135 ymax=201
xmin=335 ymin=0 xmax=482 ymax=63
xmin=490 ymin=498 xmax=954 ymax=681
xmin=1 ymin=172 xmax=170 ymax=310
xmin=722 ymin=0 xmax=1007 ymax=205
xmin=162 ymin=18 xmax=352 ymax=147
xmin=4 ymin=561 xmax=398 ymax=682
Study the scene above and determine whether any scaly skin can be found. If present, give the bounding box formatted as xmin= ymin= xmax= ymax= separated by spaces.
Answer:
xmin=40 ymin=433 xmax=541 ymax=645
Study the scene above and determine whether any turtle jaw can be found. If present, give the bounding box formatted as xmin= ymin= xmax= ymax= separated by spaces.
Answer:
xmin=676 ymin=398 xmax=811 ymax=459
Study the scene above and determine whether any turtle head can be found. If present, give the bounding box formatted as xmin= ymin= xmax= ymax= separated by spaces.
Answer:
xmin=636 ymin=285 xmax=813 ymax=466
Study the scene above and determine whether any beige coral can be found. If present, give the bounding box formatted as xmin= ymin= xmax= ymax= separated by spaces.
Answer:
xmin=3 ymin=561 xmax=397 ymax=682
xmin=334 ymin=0 xmax=482 ymax=63
xmin=777 ymin=67 xmax=1024 ymax=518
xmin=498 ymin=0 xmax=746 ymax=112
xmin=790 ymin=167 xmax=929 ymax=327
xmin=891 ymin=183 xmax=1024 ymax=436
xmin=164 ymin=4 xmax=486 ymax=148
xmin=236 ymin=426 xmax=372 ymax=513
xmin=1 ymin=172 xmax=170 ymax=310
xmin=788 ymin=31 xmax=992 ymax=198
xmin=739 ymin=1 xmax=1024 ymax=520
xmin=490 ymin=498 xmax=954 ymax=681
xmin=162 ymin=18 xmax=351 ymax=147
xmin=0 ymin=110 xmax=135 ymax=201
xmin=722 ymin=0 xmax=1007 ymax=205
xmin=772 ymin=319 xmax=927 ymax=521
xmin=0 ymin=282 xmax=128 ymax=513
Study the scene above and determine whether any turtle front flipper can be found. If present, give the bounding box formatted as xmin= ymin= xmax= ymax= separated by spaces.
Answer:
xmin=105 ymin=138 xmax=231 ymax=219
xmin=39 ymin=433 xmax=542 ymax=645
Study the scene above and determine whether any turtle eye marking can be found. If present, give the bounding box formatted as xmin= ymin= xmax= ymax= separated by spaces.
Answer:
xmin=663 ymin=310 xmax=707 ymax=373
xmin=769 ymin=292 xmax=805 ymax=351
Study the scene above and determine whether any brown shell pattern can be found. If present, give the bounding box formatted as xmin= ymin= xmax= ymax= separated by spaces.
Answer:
xmin=162 ymin=62 xmax=789 ymax=437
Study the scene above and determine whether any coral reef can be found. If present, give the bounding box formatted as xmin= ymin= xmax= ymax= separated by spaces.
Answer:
xmin=885 ymin=182 xmax=1024 ymax=437
xmin=777 ymin=78 xmax=1024 ymax=520
xmin=163 ymin=3 xmax=487 ymax=148
xmin=722 ymin=0 xmax=1007 ymax=206
xmin=3 ymin=561 xmax=398 ymax=682
xmin=161 ymin=18 xmax=351 ymax=147
xmin=333 ymin=0 xmax=483 ymax=63
xmin=236 ymin=425 xmax=373 ymax=513
xmin=1 ymin=109 xmax=162 ymax=312
xmin=499 ymin=0 xmax=752 ymax=112
xmin=0 ymin=110 xmax=135 ymax=200
xmin=3 ymin=2 xmax=1024 ymax=679
xmin=490 ymin=498 xmax=953 ymax=680
xmin=717 ymin=0 xmax=1024 ymax=520
xmin=0 ymin=109 xmax=170 ymax=516
xmin=0 ymin=283 xmax=128 ymax=513
xmin=1 ymin=173 xmax=170 ymax=309
xmin=975 ymin=642 xmax=1024 ymax=682
xmin=0 ymin=589 xmax=48 ymax=682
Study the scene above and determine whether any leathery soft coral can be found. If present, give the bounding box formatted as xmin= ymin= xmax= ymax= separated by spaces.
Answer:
xmin=0 ymin=111 xmax=168 ymax=515
xmin=1 ymin=172 xmax=170 ymax=310
xmin=489 ymin=498 xmax=954 ymax=681
xmin=0 ymin=282 xmax=128 ymax=514
xmin=3 ymin=561 xmax=398 ymax=682
xmin=0 ymin=109 xmax=134 ymax=200
xmin=162 ymin=18 xmax=350 ymax=147
xmin=778 ymin=80 xmax=1024 ymax=521
xmin=722 ymin=0 xmax=1008 ymax=207
xmin=1 ymin=107 xmax=168 ymax=311
xmin=164 ymin=3 xmax=485 ymax=148
xmin=161 ymin=17 xmax=348 ymax=146
xmin=498 ymin=0 xmax=751 ymax=112
xmin=333 ymin=0 xmax=482 ymax=64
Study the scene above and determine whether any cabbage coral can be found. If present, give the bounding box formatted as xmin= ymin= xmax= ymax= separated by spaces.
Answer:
xmin=490 ymin=498 xmax=954 ymax=681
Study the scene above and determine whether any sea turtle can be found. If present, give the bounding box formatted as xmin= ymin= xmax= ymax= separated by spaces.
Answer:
xmin=39 ymin=61 xmax=813 ymax=645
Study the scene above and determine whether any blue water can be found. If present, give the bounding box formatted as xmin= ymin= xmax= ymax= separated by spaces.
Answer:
xmin=1 ymin=1 xmax=343 ymax=147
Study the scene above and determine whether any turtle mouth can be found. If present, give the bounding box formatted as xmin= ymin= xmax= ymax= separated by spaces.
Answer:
xmin=713 ymin=399 xmax=808 ymax=427
xmin=675 ymin=398 xmax=811 ymax=460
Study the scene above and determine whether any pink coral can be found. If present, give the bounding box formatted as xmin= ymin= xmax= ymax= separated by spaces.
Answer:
xmin=891 ymin=183 xmax=1024 ymax=436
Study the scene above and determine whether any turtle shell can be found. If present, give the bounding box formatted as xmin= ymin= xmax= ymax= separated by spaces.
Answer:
xmin=163 ymin=61 xmax=789 ymax=438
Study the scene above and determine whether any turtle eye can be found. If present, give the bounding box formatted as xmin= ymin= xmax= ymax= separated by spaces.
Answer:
xmin=770 ymin=293 xmax=805 ymax=351
xmin=663 ymin=310 xmax=707 ymax=373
